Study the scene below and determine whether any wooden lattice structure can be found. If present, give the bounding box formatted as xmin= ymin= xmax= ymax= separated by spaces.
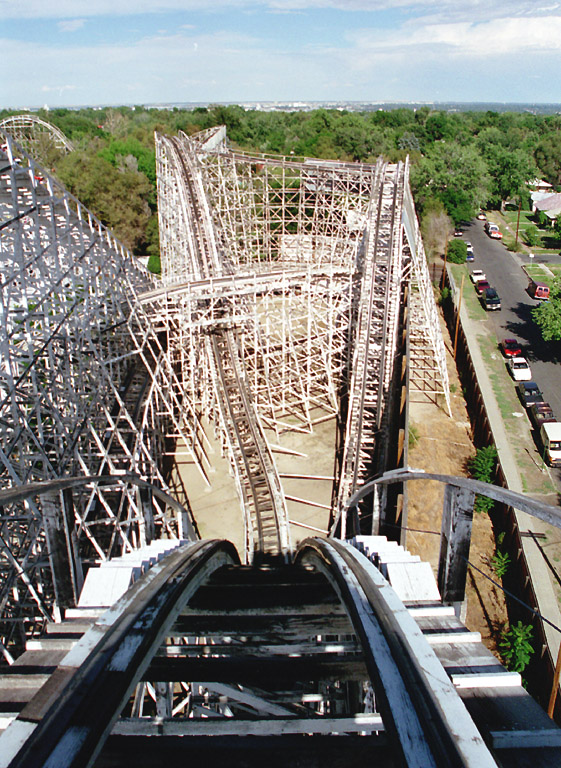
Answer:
xmin=150 ymin=128 xmax=450 ymax=551
xmin=0 ymin=131 xmax=198 ymax=659
xmin=0 ymin=115 xmax=74 ymax=158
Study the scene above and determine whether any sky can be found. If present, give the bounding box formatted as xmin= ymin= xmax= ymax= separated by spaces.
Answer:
xmin=2 ymin=0 xmax=561 ymax=108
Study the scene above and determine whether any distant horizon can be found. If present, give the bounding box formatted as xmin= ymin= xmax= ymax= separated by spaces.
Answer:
xmin=3 ymin=2 xmax=561 ymax=108
xmin=3 ymin=100 xmax=561 ymax=115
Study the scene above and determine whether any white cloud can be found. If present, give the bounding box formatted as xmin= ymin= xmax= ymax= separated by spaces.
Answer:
xmin=0 ymin=0 xmax=559 ymax=21
xmin=1 ymin=6 xmax=560 ymax=106
xmin=58 ymin=19 xmax=86 ymax=32
xmin=347 ymin=15 xmax=561 ymax=58
xmin=41 ymin=84 xmax=77 ymax=93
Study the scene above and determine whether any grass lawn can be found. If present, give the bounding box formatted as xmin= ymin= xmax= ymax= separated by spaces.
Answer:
xmin=525 ymin=263 xmax=561 ymax=284
xmin=499 ymin=208 xmax=561 ymax=256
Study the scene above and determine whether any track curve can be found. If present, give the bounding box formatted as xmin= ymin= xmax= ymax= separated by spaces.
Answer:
xmin=0 ymin=537 xmax=513 ymax=768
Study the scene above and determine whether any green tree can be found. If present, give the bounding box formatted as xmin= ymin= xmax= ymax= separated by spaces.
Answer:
xmin=98 ymin=138 xmax=156 ymax=187
xmin=488 ymin=148 xmax=536 ymax=209
xmin=532 ymin=276 xmax=561 ymax=340
xmin=56 ymin=150 xmax=152 ymax=253
xmin=535 ymin=133 xmax=561 ymax=186
xmin=446 ymin=239 xmax=467 ymax=264
xmin=411 ymin=142 xmax=490 ymax=223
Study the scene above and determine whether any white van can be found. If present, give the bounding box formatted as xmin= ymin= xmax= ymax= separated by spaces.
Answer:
xmin=540 ymin=422 xmax=561 ymax=467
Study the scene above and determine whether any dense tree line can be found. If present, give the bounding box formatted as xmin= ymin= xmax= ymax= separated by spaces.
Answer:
xmin=3 ymin=104 xmax=561 ymax=269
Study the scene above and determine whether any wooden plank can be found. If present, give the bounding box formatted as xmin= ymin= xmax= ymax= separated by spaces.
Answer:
xmin=490 ymin=729 xmax=561 ymax=749
xmin=112 ymin=713 xmax=385 ymax=736
xmin=386 ymin=561 xmax=441 ymax=602
xmin=171 ymin=612 xmax=353 ymax=637
xmin=156 ymin=640 xmax=360 ymax=657
xmin=451 ymin=671 xmax=522 ymax=689
xmin=423 ymin=631 xmax=481 ymax=645
xmin=407 ymin=605 xmax=455 ymax=618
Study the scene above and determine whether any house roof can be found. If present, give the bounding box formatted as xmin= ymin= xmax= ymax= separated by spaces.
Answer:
xmin=535 ymin=192 xmax=561 ymax=212
xmin=529 ymin=178 xmax=553 ymax=189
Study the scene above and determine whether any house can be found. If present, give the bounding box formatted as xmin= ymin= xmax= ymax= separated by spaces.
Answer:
xmin=528 ymin=178 xmax=553 ymax=193
xmin=533 ymin=192 xmax=561 ymax=222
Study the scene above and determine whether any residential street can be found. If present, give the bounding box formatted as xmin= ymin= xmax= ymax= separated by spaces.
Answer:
xmin=462 ymin=219 xmax=561 ymax=491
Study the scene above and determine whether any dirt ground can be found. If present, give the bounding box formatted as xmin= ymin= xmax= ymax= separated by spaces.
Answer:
xmin=406 ymin=315 xmax=509 ymax=655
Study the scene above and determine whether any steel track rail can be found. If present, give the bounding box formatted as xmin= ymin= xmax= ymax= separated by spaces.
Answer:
xmin=0 ymin=539 xmax=240 ymax=768
xmin=295 ymin=538 xmax=497 ymax=768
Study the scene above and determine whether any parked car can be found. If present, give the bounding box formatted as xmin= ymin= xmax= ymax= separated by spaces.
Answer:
xmin=481 ymin=287 xmax=501 ymax=310
xmin=475 ymin=279 xmax=491 ymax=296
xmin=454 ymin=228 xmax=463 ymax=237
xmin=507 ymin=356 xmax=532 ymax=381
xmin=466 ymin=242 xmax=475 ymax=261
xmin=529 ymin=402 xmax=556 ymax=429
xmin=500 ymin=338 xmax=522 ymax=358
xmin=477 ymin=212 xmax=487 ymax=221
xmin=527 ymin=279 xmax=550 ymax=301
xmin=484 ymin=222 xmax=503 ymax=239
xmin=470 ymin=269 xmax=486 ymax=284
xmin=517 ymin=381 xmax=544 ymax=408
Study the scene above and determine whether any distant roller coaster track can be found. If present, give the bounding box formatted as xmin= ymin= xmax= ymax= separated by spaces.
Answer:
xmin=0 ymin=115 xmax=74 ymax=155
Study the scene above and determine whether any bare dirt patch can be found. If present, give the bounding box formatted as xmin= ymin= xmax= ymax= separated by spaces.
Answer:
xmin=406 ymin=316 xmax=509 ymax=654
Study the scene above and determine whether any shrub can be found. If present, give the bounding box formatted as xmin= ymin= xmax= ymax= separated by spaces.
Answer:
xmin=490 ymin=550 xmax=511 ymax=578
xmin=500 ymin=621 xmax=534 ymax=673
xmin=524 ymin=225 xmax=540 ymax=247
xmin=447 ymin=239 xmax=467 ymax=264
xmin=437 ymin=286 xmax=451 ymax=306
xmin=468 ymin=445 xmax=498 ymax=513
xmin=468 ymin=445 xmax=498 ymax=483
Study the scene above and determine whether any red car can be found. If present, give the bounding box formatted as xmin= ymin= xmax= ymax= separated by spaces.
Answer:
xmin=475 ymin=279 xmax=490 ymax=296
xmin=500 ymin=338 xmax=522 ymax=358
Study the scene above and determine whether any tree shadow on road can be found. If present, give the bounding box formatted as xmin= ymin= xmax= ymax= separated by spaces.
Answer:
xmin=502 ymin=301 xmax=561 ymax=364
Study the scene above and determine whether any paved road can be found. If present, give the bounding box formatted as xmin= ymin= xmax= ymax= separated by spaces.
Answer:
xmin=464 ymin=219 xmax=561 ymax=415
xmin=463 ymin=219 xmax=561 ymax=490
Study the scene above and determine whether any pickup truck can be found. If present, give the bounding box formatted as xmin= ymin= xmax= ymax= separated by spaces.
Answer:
xmin=540 ymin=422 xmax=561 ymax=467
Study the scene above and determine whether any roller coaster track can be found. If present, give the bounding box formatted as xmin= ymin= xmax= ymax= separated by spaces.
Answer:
xmin=156 ymin=135 xmax=290 ymax=558
xmin=3 ymin=532 xmax=559 ymax=768
xmin=334 ymin=161 xmax=406 ymax=536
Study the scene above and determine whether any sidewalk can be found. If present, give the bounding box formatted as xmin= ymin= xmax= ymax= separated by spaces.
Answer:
xmin=450 ymin=265 xmax=561 ymax=668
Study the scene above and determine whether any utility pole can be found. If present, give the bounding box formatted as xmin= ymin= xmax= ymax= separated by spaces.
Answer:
xmin=515 ymin=200 xmax=522 ymax=247
xmin=454 ymin=274 xmax=465 ymax=359
xmin=440 ymin=238 xmax=449 ymax=291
